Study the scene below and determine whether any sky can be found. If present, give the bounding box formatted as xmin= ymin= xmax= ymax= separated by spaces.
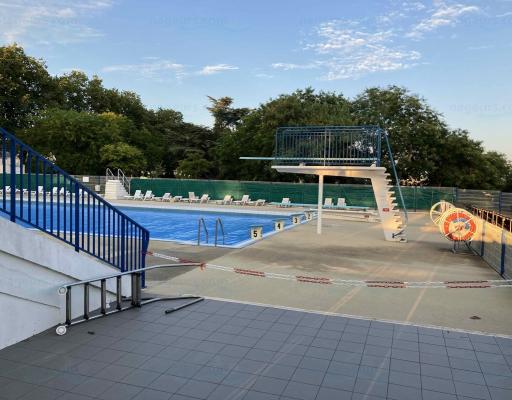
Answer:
xmin=1 ymin=0 xmax=511 ymax=158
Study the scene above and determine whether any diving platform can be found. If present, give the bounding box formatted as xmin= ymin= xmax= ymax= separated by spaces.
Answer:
xmin=241 ymin=126 xmax=408 ymax=242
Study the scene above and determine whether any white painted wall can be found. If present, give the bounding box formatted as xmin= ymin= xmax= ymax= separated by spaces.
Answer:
xmin=0 ymin=216 xmax=130 ymax=350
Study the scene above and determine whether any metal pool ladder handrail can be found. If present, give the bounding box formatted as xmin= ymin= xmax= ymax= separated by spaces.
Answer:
xmin=197 ymin=217 xmax=209 ymax=245
xmin=215 ymin=217 xmax=225 ymax=246
xmin=56 ymin=263 xmax=201 ymax=335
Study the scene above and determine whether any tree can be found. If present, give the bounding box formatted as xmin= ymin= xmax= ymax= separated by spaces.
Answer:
xmin=0 ymin=44 xmax=56 ymax=131
xmin=175 ymin=150 xmax=214 ymax=179
xmin=207 ymin=96 xmax=250 ymax=134
xmin=214 ymin=88 xmax=354 ymax=181
xmin=99 ymin=142 xmax=146 ymax=175
xmin=21 ymin=109 xmax=135 ymax=175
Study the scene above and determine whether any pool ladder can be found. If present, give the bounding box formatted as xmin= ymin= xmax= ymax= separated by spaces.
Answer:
xmin=197 ymin=217 xmax=225 ymax=246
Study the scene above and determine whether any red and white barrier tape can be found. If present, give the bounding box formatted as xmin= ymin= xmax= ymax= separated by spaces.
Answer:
xmin=145 ymin=251 xmax=512 ymax=289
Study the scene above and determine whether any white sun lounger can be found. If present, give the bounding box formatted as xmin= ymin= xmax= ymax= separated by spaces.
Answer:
xmin=154 ymin=192 xmax=172 ymax=202
xmin=249 ymin=199 xmax=266 ymax=206
xmin=142 ymin=190 xmax=154 ymax=201
xmin=233 ymin=194 xmax=250 ymax=205
xmin=182 ymin=192 xmax=196 ymax=202
xmin=124 ymin=189 xmax=142 ymax=200
xmin=216 ymin=195 xmax=232 ymax=205
xmin=336 ymin=197 xmax=346 ymax=208
xmin=278 ymin=198 xmax=291 ymax=207
xmin=324 ymin=198 xmax=333 ymax=208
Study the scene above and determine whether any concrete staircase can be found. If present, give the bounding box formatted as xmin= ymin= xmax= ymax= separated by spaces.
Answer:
xmin=371 ymin=169 xmax=407 ymax=242
xmin=104 ymin=180 xmax=129 ymax=200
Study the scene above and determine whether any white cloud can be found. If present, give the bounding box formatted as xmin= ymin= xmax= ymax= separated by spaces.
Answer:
xmin=407 ymin=3 xmax=479 ymax=39
xmin=102 ymin=59 xmax=186 ymax=80
xmin=496 ymin=11 xmax=512 ymax=18
xmin=198 ymin=64 xmax=238 ymax=75
xmin=271 ymin=62 xmax=320 ymax=70
xmin=0 ymin=0 xmax=113 ymax=45
xmin=294 ymin=21 xmax=421 ymax=80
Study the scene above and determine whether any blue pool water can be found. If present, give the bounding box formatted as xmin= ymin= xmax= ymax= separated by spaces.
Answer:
xmin=1 ymin=202 xmax=296 ymax=246
xmin=120 ymin=206 xmax=294 ymax=246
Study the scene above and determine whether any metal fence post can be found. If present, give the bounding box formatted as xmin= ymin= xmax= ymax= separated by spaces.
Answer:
xmin=500 ymin=230 xmax=506 ymax=276
xmin=120 ymin=218 xmax=126 ymax=272
xmin=10 ymin=139 xmax=16 ymax=222
xmin=74 ymin=183 xmax=79 ymax=252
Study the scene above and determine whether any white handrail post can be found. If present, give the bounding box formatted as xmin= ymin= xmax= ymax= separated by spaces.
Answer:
xmin=317 ymin=174 xmax=323 ymax=234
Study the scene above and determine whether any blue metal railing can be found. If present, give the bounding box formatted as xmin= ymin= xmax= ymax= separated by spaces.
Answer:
xmin=0 ymin=128 xmax=150 ymax=274
xmin=273 ymin=126 xmax=382 ymax=166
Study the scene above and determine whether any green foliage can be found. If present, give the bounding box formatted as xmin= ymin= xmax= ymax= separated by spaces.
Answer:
xmin=1 ymin=44 xmax=510 ymax=190
xmin=21 ymin=109 xmax=135 ymax=175
xmin=175 ymin=150 xmax=214 ymax=179
xmin=100 ymin=142 xmax=146 ymax=175
xmin=0 ymin=44 xmax=56 ymax=131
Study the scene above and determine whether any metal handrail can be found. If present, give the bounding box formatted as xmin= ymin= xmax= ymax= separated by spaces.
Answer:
xmin=273 ymin=126 xmax=382 ymax=167
xmin=383 ymin=130 xmax=408 ymax=225
xmin=117 ymin=168 xmax=131 ymax=195
xmin=57 ymin=263 xmax=201 ymax=334
xmin=197 ymin=217 xmax=209 ymax=245
xmin=215 ymin=217 xmax=225 ymax=246
xmin=1 ymin=128 xmax=150 ymax=274
xmin=106 ymin=168 xmax=131 ymax=195
xmin=471 ymin=206 xmax=512 ymax=232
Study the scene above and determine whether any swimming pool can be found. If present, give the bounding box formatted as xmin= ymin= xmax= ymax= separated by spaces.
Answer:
xmin=120 ymin=206 xmax=299 ymax=246
xmin=2 ymin=202 xmax=301 ymax=247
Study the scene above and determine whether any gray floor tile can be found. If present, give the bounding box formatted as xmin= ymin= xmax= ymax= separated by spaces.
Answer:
xmin=488 ymin=386 xmax=512 ymax=400
xmin=243 ymin=390 xmax=279 ymax=400
xmin=262 ymin=364 xmax=295 ymax=380
xmin=250 ymin=376 xmax=288 ymax=395
xmin=131 ymin=388 xmax=171 ymax=400
xmin=208 ymin=384 xmax=247 ymax=400
xmin=69 ymin=377 xmax=114 ymax=397
xmin=353 ymin=377 xmax=388 ymax=398
xmin=322 ymin=373 xmax=356 ymax=391
xmin=193 ymin=366 xmax=230 ymax=383
xmin=1 ymin=380 xmax=39 ymax=399
xmin=121 ymin=369 xmax=160 ymax=386
xmin=166 ymin=362 xmax=202 ymax=378
xmin=18 ymin=386 xmax=64 ymax=400
xmin=422 ymin=375 xmax=456 ymax=394
xmin=149 ymin=374 xmax=188 ymax=393
xmin=388 ymin=383 xmax=422 ymax=400
xmin=97 ymin=382 xmax=142 ymax=400
xmin=291 ymin=368 xmax=324 ymax=385
xmin=298 ymin=357 xmax=330 ymax=372
xmin=316 ymin=386 xmax=352 ymax=400
xmin=421 ymin=363 xmax=452 ymax=380
xmin=234 ymin=359 xmax=268 ymax=374
xmin=484 ymin=374 xmax=512 ymax=389
xmin=449 ymin=356 xmax=481 ymax=372
xmin=452 ymin=369 xmax=486 ymax=385
xmin=422 ymin=389 xmax=458 ymax=400
xmin=454 ymin=381 xmax=491 ymax=399
xmin=389 ymin=370 xmax=421 ymax=388
xmin=176 ymin=379 xmax=217 ymax=399
xmin=223 ymin=371 xmax=257 ymax=388
xmin=114 ymin=353 xmax=151 ymax=368
xmin=282 ymin=381 xmax=319 ymax=400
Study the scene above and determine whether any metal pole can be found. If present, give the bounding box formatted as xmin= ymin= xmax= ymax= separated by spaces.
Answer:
xmin=65 ymin=287 xmax=72 ymax=325
xmin=116 ymin=276 xmax=122 ymax=310
xmin=83 ymin=283 xmax=89 ymax=320
xmin=317 ymin=174 xmax=323 ymax=234
xmin=10 ymin=140 xmax=16 ymax=222
xmin=100 ymin=279 xmax=106 ymax=314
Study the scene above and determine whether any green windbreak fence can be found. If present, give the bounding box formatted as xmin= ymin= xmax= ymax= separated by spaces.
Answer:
xmin=0 ymin=173 xmax=66 ymax=191
xmin=130 ymin=178 xmax=456 ymax=211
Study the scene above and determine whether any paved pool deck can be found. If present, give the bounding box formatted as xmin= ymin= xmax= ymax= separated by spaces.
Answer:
xmin=1 ymin=299 xmax=511 ymax=400
xmin=141 ymin=211 xmax=512 ymax=336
